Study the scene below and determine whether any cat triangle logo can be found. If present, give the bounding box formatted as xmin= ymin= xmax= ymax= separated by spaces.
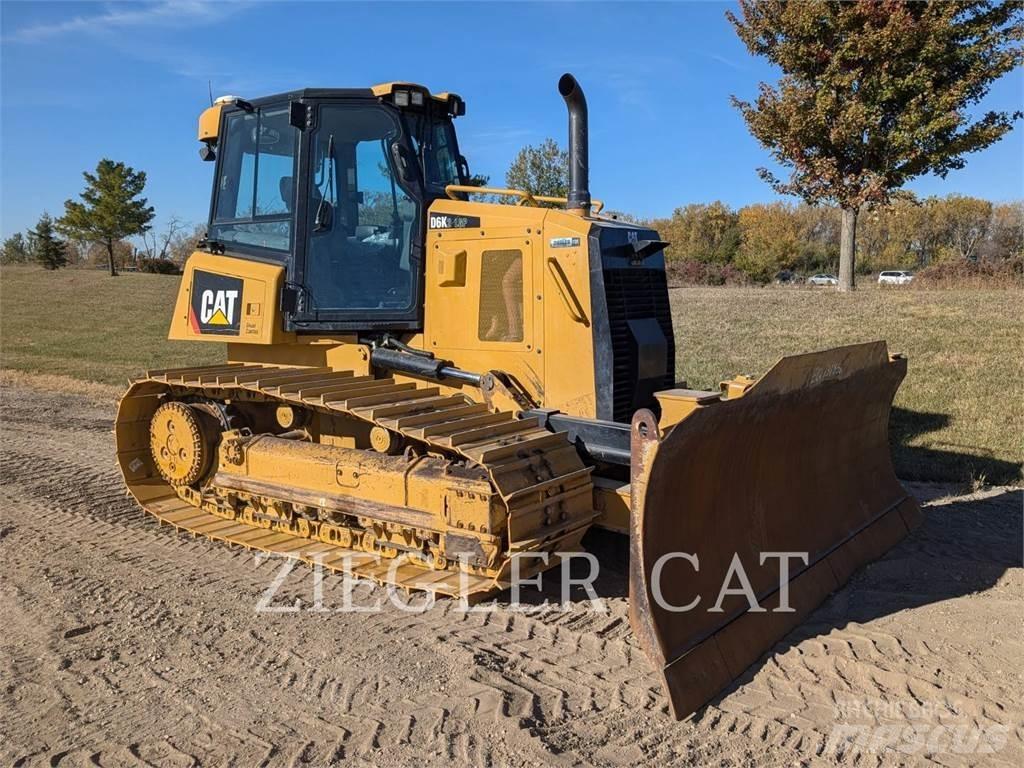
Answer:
xmin=190 ymin=271 xmax=242 ymax=336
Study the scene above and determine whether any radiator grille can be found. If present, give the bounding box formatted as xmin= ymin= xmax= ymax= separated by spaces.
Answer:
xmin=478 ymin=249 xmax=523 ymax=342
xmin=603 ymin=268 xmax=675 ymax=422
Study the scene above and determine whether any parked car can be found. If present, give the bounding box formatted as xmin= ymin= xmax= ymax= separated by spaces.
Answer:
xmin=878 ymin=270 xmax=914 ymax=285
xmin=807 ymin=273 xmax=838 ymax=286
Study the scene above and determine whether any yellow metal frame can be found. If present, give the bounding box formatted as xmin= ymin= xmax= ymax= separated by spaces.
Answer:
xmin=370 ymin=81 xmax=461 ymax=105
xmin=445 ymin=184 xmax=605 ymax=214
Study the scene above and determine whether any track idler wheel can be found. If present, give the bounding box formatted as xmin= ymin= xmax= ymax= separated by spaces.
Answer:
xmin=149 ymin=401 xmax=218 ymax=486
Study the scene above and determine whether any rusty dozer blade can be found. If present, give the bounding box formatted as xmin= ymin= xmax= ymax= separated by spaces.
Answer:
xmin=627 ymin=341 xmax=923 ymax=719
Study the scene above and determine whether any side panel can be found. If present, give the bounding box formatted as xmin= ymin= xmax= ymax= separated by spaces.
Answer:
xmin=540 ymin=215 xmax=600 ymax=418
xmin=422 ymin=200 xmax=548 ymax=404
xmin=419 ymin=200 xmax=602 ymax=417
xmin=169 ymin=252 xmax=293 ymax=345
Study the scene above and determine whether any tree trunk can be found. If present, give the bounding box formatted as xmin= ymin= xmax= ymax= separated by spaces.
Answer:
xmin=106 ymin=239 xmax=118 ymax=277
xmin=838 ymin=207 xmax=857 ymax=292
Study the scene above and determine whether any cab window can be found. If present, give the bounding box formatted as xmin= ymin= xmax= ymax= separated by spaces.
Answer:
xmin=210 ymin=105 xmax=298 ymax=251
xmin=404 ymin=113 xmax=461 ymax=188
xmin=304 ymin=104 xmax=418 ymax=312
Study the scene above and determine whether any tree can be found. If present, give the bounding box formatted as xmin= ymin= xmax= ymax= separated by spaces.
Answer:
xmin=505 ymin=138 xmax=568 ymax=200
xmin=168 ymin=222 xmax=207 ymax=266
xmin=86 ymin=239 xmax=134 ymax=270
xmin=729 ymin=1 xmax=1023 ymax=291
xmin=735 ymin=202 xmax=801 ymax=281
xmin=57 ymin=159 xmax=155 ymax=276
xmin=140 ymin=215 xmax=186 ymax=262
xmin=31 ymin=213 xmax=68 ymax=270
xmin=1 ymin=232 xmax=32 ymax=265
xmin=655 ymin=202 xmax=741 ymax=264
xmin=943 ymin=194 xmax=994 ymax=260
xmin=793 ymin=204 xmax=840 ymax=273
xmin=981 ymin=201 xmax=1024 ymax=259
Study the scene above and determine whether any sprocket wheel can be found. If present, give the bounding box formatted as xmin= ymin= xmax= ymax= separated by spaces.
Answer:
xmin=149 ymin=401 xmax=216 ymax=486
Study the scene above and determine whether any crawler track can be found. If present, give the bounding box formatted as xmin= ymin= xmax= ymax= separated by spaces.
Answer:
xmin=115 ymin=364 xmax=595 ymax=597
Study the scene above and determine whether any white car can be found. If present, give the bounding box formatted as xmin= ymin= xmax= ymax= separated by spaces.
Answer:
xmin=878 ymin=270 xmax=914 ymax=285
xmin=807 ymin=273 xmax=838 ymax=286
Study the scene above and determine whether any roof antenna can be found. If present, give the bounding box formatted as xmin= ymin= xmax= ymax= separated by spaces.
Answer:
xmin=208 ymin=80 xmax=214 ymax=107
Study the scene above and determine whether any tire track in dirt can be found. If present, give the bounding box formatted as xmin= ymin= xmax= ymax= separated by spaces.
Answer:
xmin=2 ymin=383 xmax=1021 ymax=766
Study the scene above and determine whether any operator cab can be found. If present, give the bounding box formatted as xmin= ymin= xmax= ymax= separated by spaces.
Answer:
xmin=199 ymin=84 xmax=468 ymax=332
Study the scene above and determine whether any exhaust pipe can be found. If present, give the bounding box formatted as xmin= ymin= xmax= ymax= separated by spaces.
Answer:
xmin=558 ymin=73 xmax=591 ymax=215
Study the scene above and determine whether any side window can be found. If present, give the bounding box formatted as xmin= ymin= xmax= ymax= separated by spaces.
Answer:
xmin=429 ymin=122 xmax=459 ymax=187
xmin=478 ymin=249 xmax=524 ymax=342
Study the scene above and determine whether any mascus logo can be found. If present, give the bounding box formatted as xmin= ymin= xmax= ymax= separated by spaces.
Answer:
xmin=189 ymin=270 xmax=242 ymax=335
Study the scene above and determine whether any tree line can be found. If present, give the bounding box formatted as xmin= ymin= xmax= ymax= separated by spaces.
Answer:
xmin=1 ymin=159 xmax=202 ymax=275
xmin=649 ymin=195 xmax=1023 ymax=284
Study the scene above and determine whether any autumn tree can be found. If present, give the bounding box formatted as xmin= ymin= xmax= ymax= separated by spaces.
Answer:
xmin=655 ymin=202 xmax=741 ymax=264
xmin=729 ymin=1 xmax=1023 ymax=291
xmin=31 ymin=213 xmax=68 ymax=270
xmin=943 ymin=194 xmax=994 ymax=260
xmin=793 ymin=204 xmax=841 ymax=273
xmin=505 ymin=138 xmax=568 ymax=200
xmin=735 ymin=202 xmax=801 ymax=280
xmin=57 ymin=159 xmax=155 ymax=276
xmin=981 ymin=201 xmax=1024 ymax=259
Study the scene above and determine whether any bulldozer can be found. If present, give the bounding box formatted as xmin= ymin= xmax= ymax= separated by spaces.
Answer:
xmin=115 ymin=74 xmax=921 ymax=719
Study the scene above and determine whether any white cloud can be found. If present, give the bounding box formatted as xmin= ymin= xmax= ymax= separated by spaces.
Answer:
xmin=4 ymin=1 xmax=240 ymax=44
xmin=705 ymin=53 xmax=746 ymax=72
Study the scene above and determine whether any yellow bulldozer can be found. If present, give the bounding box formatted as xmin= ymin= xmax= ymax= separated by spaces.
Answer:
xmin=115 ymin=74 xmax=921 ymax=718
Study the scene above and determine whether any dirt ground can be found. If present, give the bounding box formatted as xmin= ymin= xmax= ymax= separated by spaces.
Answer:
xmin=1 ymin=383 xmax=1021 ymax=767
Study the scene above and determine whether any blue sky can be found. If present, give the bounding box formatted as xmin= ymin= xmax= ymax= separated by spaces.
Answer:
xmin=2 ymin=0 xmax=1022 ymax=240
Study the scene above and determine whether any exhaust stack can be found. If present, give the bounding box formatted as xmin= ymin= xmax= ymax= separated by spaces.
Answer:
xmin=558 ymin=73 xmax=591 ymax=215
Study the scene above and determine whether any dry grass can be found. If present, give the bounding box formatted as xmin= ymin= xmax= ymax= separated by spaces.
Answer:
xmin=1 ymin=266 xmax=224 ymax=386
xmin=1 ymin=266 xmax=1020 ymax=484
xmin=0 ymin=369 xmax=121 ymax=402
xmin=672 ymin=285 xmax=1023 ymax=485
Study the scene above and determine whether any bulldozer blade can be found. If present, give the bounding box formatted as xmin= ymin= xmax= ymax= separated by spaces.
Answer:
xmin=628 ymin=341 xmax=922 ymax=720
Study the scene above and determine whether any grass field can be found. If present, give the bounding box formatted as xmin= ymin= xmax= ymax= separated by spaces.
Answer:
xmin=2 ymin=266 xmax=1020 ymax=484
xmin=1 ymin=267 xmax=223 ymax=385
xmin=672 ymin=285 xmax=1023 ymax=485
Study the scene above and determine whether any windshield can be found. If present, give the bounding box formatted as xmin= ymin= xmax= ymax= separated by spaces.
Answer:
xmin=209 ymin=105 xmax=298 ymax=252
xmin=304 ymin=104 xmax=419 ymax=312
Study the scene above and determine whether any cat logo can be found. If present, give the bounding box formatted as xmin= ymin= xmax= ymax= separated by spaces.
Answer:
xmin=188 ymin=270 xmax=243 ymax=335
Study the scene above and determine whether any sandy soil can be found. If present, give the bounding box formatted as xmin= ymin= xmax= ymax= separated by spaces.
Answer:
xmin=1 ymin=382 xmax=1021 ymax=767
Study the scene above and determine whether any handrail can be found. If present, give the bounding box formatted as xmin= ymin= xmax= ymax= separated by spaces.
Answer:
xmin=444 ymin=185 xmax=604 ymax=214
xmin=546 ymin=258 xmax=590 ymax=326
